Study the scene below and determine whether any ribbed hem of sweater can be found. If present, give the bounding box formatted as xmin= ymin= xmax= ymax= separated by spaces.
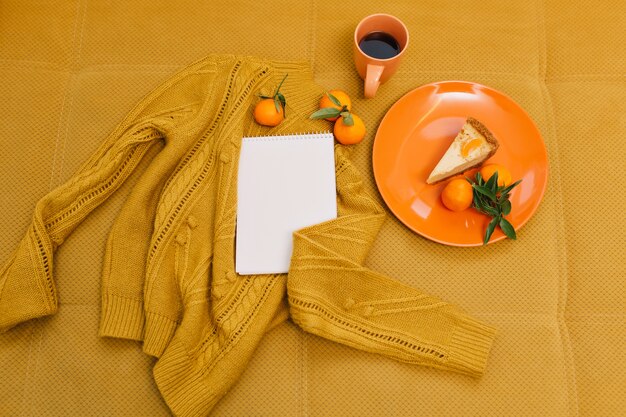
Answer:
xmin=446 ymin=315 xmax=497 ymax=377
xmin=143 ymin=311 xmax=178 ymax=357
xmin=99 ymin=293 xmax=145 ymax=340
xmin=153 ymin=337 xmax=217 ymax=417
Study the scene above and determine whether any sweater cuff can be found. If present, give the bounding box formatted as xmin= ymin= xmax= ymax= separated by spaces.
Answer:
xmin=153 ymin=337 xmax=217 ymax=417
xmin=0 ymin=230 xmax=58 ymax=333
xmin=99 ymin=293 xmax=145 ymax=341
xmin=446 ymin=315 xmax=497 ymax=377
xmin=143 ymin=311 xmax=178 ymax=357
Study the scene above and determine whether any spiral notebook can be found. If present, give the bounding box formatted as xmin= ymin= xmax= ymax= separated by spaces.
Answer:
xmin=235 ymin=132 xmax=337 ymax=275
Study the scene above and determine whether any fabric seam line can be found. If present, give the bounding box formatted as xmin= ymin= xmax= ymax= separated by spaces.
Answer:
xmin=537 ymin=1 xmax=579 ymax=415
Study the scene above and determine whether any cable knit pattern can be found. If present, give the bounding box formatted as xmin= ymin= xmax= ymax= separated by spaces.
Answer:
xmin=0 ymin=55 xmax=496 ymax=416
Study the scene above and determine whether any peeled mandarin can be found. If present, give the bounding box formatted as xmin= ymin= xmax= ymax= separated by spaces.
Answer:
xmin=461 ymin=138 xmax=484 ymax=158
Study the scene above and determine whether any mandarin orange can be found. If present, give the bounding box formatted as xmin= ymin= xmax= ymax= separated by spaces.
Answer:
xmin=480 ymin=164 xmax=512 ymax=187
xmin=333 ymin=114 xmax=366 ymax=145
xmin=253 ymin=98 xmax=284 ymax=127
xmin=319 ymin=90 xmax=352 ymax=121
xmin=441 ymin=178 xmax=473 ymax=212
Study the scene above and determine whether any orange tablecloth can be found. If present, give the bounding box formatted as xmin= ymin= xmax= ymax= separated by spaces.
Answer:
xmin=1 ymin=1 xmax=624 ymax=415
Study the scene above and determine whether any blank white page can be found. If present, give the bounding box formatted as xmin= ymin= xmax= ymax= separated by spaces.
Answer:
xmin=235 ymin=132 xmax=337 ymax=275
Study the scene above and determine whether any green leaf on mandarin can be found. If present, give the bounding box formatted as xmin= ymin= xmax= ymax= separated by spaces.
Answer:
xmin=327 ymin=92 xmax=342 ymax=107
xmin=341 ymin=112 xmax=354 ymax=126
xmin=310 ymin=107 xmax=341 ymax=119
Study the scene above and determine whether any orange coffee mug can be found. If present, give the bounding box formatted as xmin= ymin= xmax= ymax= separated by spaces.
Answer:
xmin=353 ymin=14 xmax=409 ymax=98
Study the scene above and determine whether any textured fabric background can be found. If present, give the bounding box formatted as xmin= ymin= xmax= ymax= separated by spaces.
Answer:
xmin=1 ymin=1 xmax=624 ymax=415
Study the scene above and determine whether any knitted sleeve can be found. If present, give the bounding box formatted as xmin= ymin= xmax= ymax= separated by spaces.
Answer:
xmin=98 ymin=125 xmax=203 ymax=342
xmin=287 ymin=146 xmax=496 ymax=377
xmin=0 ymin=118 xmax=165 ymax=332
xmin=0 ymin=55 xmax=221 ymax=334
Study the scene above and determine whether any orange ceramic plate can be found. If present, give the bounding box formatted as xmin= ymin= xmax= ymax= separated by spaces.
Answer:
xmin=373 ymin=81 xmax=548 ymax=246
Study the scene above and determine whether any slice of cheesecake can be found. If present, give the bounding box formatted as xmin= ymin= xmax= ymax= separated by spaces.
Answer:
xmin=426 ymin=117 xmax=499 ymax=184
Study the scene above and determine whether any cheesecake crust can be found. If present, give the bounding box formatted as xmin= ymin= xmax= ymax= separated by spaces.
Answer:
xmin=466 ymin=117 xmax=499 ymax=157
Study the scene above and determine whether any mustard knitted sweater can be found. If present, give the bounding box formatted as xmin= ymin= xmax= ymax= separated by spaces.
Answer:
xmin=0 ymin=55 xmax=496 ymax=416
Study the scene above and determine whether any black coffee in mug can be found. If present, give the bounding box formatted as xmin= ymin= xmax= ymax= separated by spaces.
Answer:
xmin=358 ymin=31 xmax=401 ymax=59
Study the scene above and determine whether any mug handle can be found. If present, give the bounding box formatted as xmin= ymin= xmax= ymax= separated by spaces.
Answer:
xmin=364 ymin=64 xmax=384 ymax=98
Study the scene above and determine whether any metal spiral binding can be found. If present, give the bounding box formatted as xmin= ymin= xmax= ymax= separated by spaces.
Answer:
xmin=242 ymin=131 xmax=333 ymax=142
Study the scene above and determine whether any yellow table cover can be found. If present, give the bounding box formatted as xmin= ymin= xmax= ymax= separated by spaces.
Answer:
xmin=1 ymin=1 xmax=624 ymax=415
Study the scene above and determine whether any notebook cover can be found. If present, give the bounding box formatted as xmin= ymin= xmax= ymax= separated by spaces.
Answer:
xmin=235 ymin=132 xmax=337 ymax=275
